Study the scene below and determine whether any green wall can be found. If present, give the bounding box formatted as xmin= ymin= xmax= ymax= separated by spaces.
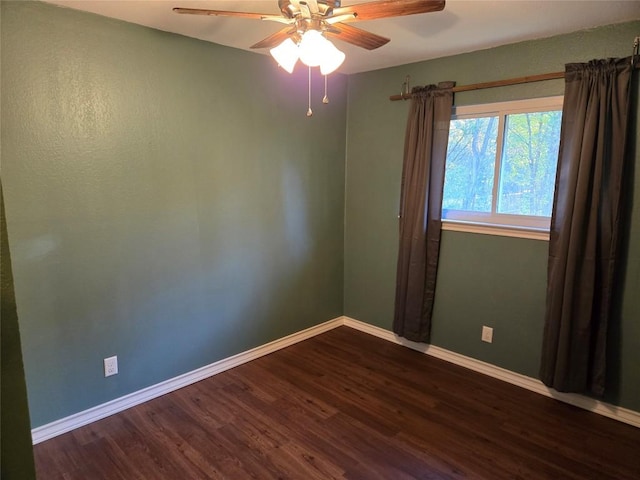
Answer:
xmin=1 ymin=1 xmax=346 ymax=427
xmin=344 ymin=21 xmax=640 ymax=411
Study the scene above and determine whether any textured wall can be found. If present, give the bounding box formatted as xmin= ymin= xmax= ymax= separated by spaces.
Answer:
xmin=344 ymin=21 xmax=640 ymax=411
xmin=1 ymin=1 xmax=347 ymax=427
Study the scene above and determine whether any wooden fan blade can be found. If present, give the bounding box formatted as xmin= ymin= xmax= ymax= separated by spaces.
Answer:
xmin=333 ymin=0 xmax=445 ymax=22
xmin=173 ymin=7 xmax=281 ymax=21
xmin=325 ymin=23 xmax=390 ymax=50
xmin=326 ymin=13 xmax=357 ymax=25
xmin=250 ymin=26 xmax=293 ymax=49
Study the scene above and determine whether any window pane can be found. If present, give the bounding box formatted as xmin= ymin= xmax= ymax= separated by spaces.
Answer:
xmin=443 ymin=116 xmax=498 ymax=213
xmin=498 ymin=111 xmax=562 ymax=217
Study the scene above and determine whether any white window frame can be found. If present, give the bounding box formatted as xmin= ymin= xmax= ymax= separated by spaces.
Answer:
xmin=442 ymin=96 xmax=564 ymax=241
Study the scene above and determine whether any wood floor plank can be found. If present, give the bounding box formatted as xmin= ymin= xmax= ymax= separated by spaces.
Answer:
xmin=33 ymin=327 xmax=640 ymax=479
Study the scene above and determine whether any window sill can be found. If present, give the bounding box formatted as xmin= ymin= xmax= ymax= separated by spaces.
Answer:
xmin=442 ymin=220 xmax=550 ymax=241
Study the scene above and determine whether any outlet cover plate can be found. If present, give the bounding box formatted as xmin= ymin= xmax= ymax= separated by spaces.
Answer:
xmin=104 ymin=356 xmax=118 ymax=377
xmin=482 ymin=326 xmax=493 ymax=343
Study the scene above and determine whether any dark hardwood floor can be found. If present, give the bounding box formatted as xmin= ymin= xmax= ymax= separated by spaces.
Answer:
xmin=33 ymin=327 xmax=640 ymax=479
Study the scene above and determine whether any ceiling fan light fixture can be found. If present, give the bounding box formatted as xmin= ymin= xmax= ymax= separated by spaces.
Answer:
xmin=270 ymin=38 xmax=299 ymax=73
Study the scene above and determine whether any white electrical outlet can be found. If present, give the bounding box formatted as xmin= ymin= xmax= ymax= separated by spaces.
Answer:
xmin=481 ymin=326 xmax=494 ymax=343
xmin=104 ymin=356 xmax=118 ymax=377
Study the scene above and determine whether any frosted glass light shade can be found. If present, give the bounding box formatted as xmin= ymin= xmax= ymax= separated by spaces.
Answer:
xmin=298 ymin=30 xmax=327 ymax=67
xmin=319 ymin=41 xmax=345 ymax=75
xmin=270 ymin=38 xmax=299 ymax=73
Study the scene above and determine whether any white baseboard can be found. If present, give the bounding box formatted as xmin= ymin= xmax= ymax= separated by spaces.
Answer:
xmin=31 ymin=317 xmax=343 ymax=444
xmin=32 ymin=315 xmax=639 ymax=444
xmin=342 ymin=316 xmax=640 ymax=429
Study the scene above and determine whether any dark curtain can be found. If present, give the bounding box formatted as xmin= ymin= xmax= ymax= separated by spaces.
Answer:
xmin=540 ymin=58 xmax=633 ymax=396
xmin=393 ymin=82 xmax=454 ymax=342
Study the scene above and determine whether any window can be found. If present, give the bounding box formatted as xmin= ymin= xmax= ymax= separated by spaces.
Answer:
xmin=442 ymin=96 xmax=563 ymax=238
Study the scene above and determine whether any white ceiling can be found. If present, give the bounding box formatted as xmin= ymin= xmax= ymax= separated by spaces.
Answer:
xmin=43 ymin=0 xmax=640 ymax=74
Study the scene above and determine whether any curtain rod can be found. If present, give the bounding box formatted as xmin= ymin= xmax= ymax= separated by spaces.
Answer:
xmin=389 ymin=63 xmax=640 ymax=102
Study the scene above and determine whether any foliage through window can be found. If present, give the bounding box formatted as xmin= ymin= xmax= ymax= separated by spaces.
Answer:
xmin=442 ymin=97 xmax=563 ymax=232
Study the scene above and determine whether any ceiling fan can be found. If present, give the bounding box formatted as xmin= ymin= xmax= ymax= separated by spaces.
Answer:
xmin=174 ymin=1 xmax=446 ymax=73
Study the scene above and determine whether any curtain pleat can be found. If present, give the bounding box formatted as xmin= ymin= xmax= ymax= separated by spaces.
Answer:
xmin=393 ymin=82 xmax=454 ymax=343
xmin=540 ymin=58 xmax=633 ymax=396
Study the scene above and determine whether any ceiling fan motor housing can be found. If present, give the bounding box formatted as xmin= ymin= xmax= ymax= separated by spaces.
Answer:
xmin=279 ymin=1 xmax=341 ymax=19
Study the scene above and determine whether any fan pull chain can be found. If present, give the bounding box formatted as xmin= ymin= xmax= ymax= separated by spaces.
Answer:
xmin=323 ymin=74 xmax=329 ymax=104
xmin=307 ymin=66 xmax=313 ymax=117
